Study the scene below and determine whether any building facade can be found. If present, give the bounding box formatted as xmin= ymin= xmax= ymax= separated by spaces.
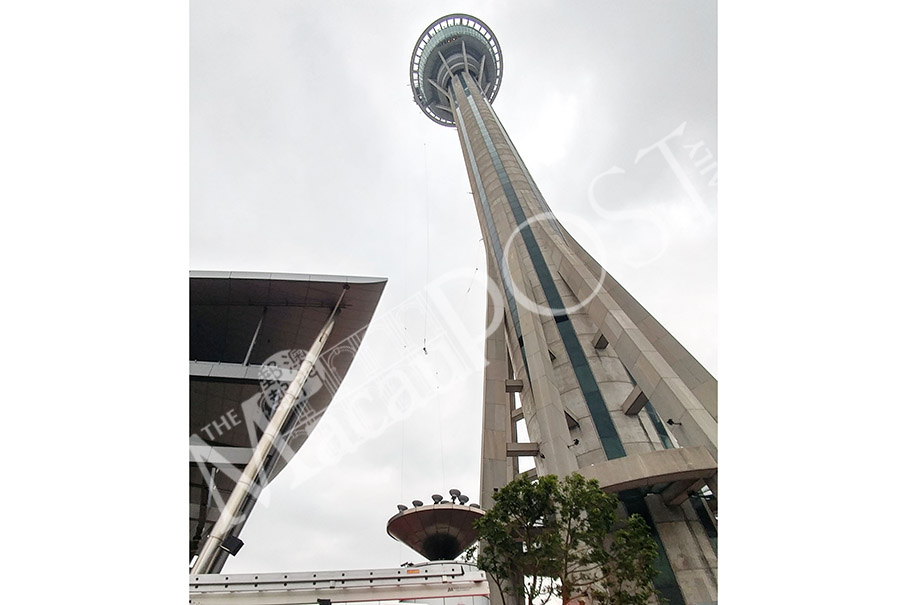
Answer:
xmin=189 ymin=271 xmax=386 ymax=574
xmin=410 ymin=15 xmax=717 ymax=605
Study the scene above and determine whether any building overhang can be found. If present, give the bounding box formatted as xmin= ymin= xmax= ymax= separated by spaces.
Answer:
xmin=189 ymin=271 xmax=386 ymax=564
xmin=579 ymin=446 xmax=717 ymax=506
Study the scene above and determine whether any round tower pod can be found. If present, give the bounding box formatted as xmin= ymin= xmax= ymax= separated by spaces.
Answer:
xmin=410 ymin=14 xmax=503 ymax=126
xmin=387 ymin=503 xmax=485 ymax=561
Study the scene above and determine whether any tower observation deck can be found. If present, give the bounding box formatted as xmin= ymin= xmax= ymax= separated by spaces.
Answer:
xmin=411 ymin=15 xmax=718 ymax=605
xmin=410 ymin=14 xmax=502 ymax=126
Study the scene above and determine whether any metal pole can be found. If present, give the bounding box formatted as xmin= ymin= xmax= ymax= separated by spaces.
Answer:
xmin=191 ymin=288 xmax=347 ymax=574
xmin=242 ymin=306 xmax=267 ymax=366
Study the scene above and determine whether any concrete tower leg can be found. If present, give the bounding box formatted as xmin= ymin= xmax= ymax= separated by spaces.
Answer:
xmin=479 ymin=279 xmax=513 ymax=510
xmin=479 ymin=278 xmax=521 ymax=605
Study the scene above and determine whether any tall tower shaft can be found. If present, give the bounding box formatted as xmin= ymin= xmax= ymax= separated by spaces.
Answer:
xmin=411 ymin=15 xmax=717 ymax=605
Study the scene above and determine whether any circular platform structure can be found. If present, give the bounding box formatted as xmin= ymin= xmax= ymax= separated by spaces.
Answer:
xmin=387 ymin=503 xmax=485 ymax=561
xmin=410 ymin=14 xmax=503 ymax=126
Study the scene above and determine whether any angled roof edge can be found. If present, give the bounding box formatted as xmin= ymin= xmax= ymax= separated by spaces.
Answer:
xmin=189 ymin=270 xmax=387 ymax=284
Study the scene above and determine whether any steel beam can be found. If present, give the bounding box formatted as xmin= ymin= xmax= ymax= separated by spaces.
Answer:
xmin=504 ymin=379 xmax=523 ymax=393
xmin=434 ymin=103 xmax=453 ymax=116
xmin=661 ymin=478 xmax=707 ymax=507
xmin=190 ymin=564 xmax=489 ymax=605
xmin=519 ymin=467 xmax=538 ymax=481
xmin=438 ymin=51 xmax=455 ymax=82
xmin=621 ymin=385 xmax=648 ymax=415
xmin=506 ymin=442 xmax=540 ymax=457
xmin=428 ymin=77 xmax=451 ymax=101
xmin=242 ymin=307 xmax=267 ymax=366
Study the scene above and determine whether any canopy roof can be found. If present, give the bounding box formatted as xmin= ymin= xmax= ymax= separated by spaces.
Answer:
xmin=189 ymin=271 xmax=386 ymax=568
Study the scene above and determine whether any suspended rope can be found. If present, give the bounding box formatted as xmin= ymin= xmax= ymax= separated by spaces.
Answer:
xmin=402 ymin=143 xmax=412 ymax=352
xmin=423 ymin=141 xmax=430 ymax=355
xmin=436 ymin=394 xmax=446 ymax=487
xmin=464 ymin=237 xmax=483 ymax=296
xmin=399 ymin=405 xmax=407 ymax=520
xmin=422 ymin=142 xmax=445 ymax=483
xmin=399 ymin=409 xmax=406 ymax=501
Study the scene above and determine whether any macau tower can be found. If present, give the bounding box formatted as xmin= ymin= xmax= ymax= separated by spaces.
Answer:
xmin=409 ymin=15 xmax=718 ymax=605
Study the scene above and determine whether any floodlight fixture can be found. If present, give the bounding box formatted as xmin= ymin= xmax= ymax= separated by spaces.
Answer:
xmin=218 ymin=535 xmax=244 ymax=556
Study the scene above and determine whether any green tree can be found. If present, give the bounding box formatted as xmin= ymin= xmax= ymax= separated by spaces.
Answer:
xmin=468 ymin=473 xmax=660 ymax=605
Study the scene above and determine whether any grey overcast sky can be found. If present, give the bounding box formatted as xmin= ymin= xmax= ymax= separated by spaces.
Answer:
xmin=6 ymin=2 xmax=907 ymax=603
xmin=191 ymin=0 xmax=716 ymax=573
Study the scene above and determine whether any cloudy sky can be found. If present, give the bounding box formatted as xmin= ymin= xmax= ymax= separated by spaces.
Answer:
xmin=191 ymin=0 xmax=716 ymax=573
xmin=6 ymin=3 xmax=907 ymax=604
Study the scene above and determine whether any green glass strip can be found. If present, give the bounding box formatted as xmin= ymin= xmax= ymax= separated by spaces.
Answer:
xmin=453 ymin=90 xmax=530 ymax=378
xmin=644 ymin=400 xmax=674 ymax=450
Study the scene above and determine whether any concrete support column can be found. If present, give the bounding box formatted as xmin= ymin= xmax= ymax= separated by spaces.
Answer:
xmin=644 ymin=495 xmax=718 ymax=605
xmin=480 ymin=280 xmax=513 ymax=510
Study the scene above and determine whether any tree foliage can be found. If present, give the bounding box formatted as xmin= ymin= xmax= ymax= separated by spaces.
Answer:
xmin=468 ymin=473 xmax=660 ymax=605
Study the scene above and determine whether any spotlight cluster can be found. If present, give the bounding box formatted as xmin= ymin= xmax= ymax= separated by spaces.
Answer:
xmin=396 ymin=488 xmax=481 ymax=512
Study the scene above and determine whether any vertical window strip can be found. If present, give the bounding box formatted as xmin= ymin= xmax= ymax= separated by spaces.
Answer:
xmin=452 ymin=86 xmax=531 ymax=379
xmin=689 ymin=496 xmax=718 ymax=555
xmin=644 ymin=400 xmax=675 ymax=450
xmin=479 ymin=91 xmax=565 ymax=242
